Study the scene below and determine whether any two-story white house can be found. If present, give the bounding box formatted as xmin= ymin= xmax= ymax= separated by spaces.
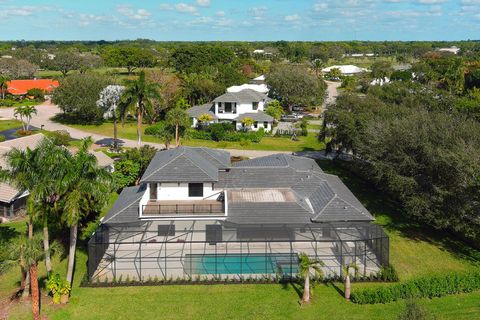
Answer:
xmin=187 ymin=88 xmax=274 ymax=132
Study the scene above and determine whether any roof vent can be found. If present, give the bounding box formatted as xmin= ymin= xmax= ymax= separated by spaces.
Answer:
xmin=344 ymin=206 xmax=348 ymax=210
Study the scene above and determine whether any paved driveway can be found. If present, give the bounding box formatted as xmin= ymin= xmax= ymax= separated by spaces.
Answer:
xmin=0 ymin=102 xmax=305 ymax=158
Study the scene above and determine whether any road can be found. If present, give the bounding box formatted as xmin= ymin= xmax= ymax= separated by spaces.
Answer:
xmin=0 ymin=101 xmax=328 ymax=159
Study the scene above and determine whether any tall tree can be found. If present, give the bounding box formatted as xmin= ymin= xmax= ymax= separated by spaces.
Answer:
xmin=0 ymin=75 xmax=9 ymax=99
xmin=118 ymin=71 xmax=160 ymax=145
xmin=97 ymin=85 xmax=125 ymax=150
xmin=63 ymin=138 xmax=111 ymax=286
xmin=298 ymin=252 xmax=324 ymax=305
xmin=166 ymin=107 xmax=189 ymax=147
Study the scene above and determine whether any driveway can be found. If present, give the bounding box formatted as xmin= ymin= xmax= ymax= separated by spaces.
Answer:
xmin=323 ymin=80 xmax=341 ymax=111
xmin=0 ymin=102 xmax=306 ymax=159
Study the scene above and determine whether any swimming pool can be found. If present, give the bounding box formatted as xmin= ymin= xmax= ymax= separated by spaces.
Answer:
xmin=185 ymin=253 xmax=299 ymax=275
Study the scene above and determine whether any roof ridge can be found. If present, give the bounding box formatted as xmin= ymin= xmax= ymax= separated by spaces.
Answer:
xmin=103 ymin=187 xmax=144 ymax=223
xmin=141 ymin=147 xmax=184 ymax=181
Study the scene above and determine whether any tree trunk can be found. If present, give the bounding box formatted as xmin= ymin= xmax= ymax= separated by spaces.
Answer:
xmin=302 ymin=274 xmax=310 ymax=304
xmin=66 ymin=224 xmax=78 ymax=286
xmin=43 ymin=217 xmax=52 ymax=276
xmin=22 ymin=270 xmax=30 ymax=298
xmin=175 ymin=124 xmax=179 ymax=147
xmin=345 ymin=274 xmax=351 ymax=300
xmin=113 ymin=115 xmax=118 ymax=150
xmin=137 ymin=109 xmax=142 ymax=146
xmin=28 ymin=218 xmax=33 ymax=239
xmin=30 ymin=264 xmax=40 ymax=320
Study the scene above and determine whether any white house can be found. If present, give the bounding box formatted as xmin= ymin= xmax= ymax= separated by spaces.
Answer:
xmin=322 ymin=65 xmax=368 ymax=76
xmin=227 ymin=83 xmax=269 ymax=94
xmin=438 ymin=46 xmax=460 ymax=55
xmin=187 ymin=89 xmax=274 ymax=132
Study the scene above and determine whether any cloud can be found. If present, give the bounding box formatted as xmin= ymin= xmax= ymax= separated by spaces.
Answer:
xmin=216 ymin=11 xmax=225 ymax=17
xmin=417 ymin=0 xmax=447 ymax=4
xmin=284 ymin=14 xmax=300 ymax=22
xmin=196 ymin=0 xmax=211 ymax=7
xmin=116 ymin=5 xmax=151 ymax=20
xmin=159 ymin=3 xmax=173 ymax=11
xmin=313 ymin=2 xmax=328 ymax=11
xmin=175 ymin=3 xmax=197 ymax=14
xmin=0 ymin=5 xmax=54 ymax=18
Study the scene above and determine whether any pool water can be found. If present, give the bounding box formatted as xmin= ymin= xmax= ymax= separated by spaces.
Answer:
xmin=185 ymin=253 xmax=299 ymax=275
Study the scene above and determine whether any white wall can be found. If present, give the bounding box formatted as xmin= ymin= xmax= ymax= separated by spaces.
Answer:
xmin=155 ymin=183 xmax=220 ymax=200
xmin=215 ymin=101 xmax=265 ymax=120
xmin=235 ymin=121 xmax=272 ymax=132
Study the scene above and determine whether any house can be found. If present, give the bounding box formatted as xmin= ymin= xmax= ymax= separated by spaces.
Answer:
xmin=87 ymin=147 xmax=389 ymax=283
xmin=322 ymin=65 xmax=368 ymax=76
xmin=0 ymin=134 xmax=44 ymax=217
xmin=438 ymin=46 xmax=460 ymax=55
xmin=6 ymin=79 xmax=59 ymax=96
xmin=187 ymin=89 xmax=274 ymax=132
xmin=0 ymin=133 xmax=114 ymax=218
xmin=251 ymin=74 xmax=266 ymax=85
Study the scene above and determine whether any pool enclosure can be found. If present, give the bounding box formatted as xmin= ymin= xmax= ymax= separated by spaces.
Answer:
xmin=88 ymin=220 xmax=389 ymax=282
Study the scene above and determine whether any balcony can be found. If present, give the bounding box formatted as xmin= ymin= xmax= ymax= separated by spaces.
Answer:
xmin=142 ymin=200 xmax=224 ymax=216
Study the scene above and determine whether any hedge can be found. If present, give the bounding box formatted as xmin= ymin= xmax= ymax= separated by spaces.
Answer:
xmin=186 ymin=127 xmax=265 ymax=143
xmin=351 ymin=269 xmax=480 ymax=304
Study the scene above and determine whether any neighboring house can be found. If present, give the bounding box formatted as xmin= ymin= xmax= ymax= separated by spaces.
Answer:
xmin=438 ymin=46 xmax=460 ymax=55
xmin=0 ymin=134 xmax=44 ymax=218
xmin=251 ymin=74 xmax=266 ymax=84
xmin=187 ymin=89 xmax=274 ymax=132
xmin=322 ymin=65 xmax=368 ymax=76
xmin=6 ymin=79 xmax=59 ymax=96
xmin=0 ymin=133 xmax=114 ymax=218
xmin=87 ymin=147 xmax=389 ymax=283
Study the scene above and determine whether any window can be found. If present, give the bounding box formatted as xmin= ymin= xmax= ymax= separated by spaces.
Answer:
xmin=206 ymin=225 xmax=222 ymax=244
xmin=254 ymin=122 xmax=258 ymax=129
xmin=149 ymin=183 xmax=157 ymax=200
xmin=158 ymin=225 xmax=175 ymax=237
xmin=188 ymin=183 xmax=203 ymax=197
xmin=224 ymin=102 xmax=233 ymax=113
xmin=264 ymin=121 xmax=269 ymax=128
xmin=252 ymin=102 xmax=259 ymax=110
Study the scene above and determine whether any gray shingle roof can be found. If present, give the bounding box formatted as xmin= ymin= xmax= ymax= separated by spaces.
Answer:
xmin=214 ymin=89 xmax=267 ymax=103
xmin=102 ymin=185 xmax=145 ymax=224
xmin=187 ymin=104 xmax=217 ymax=119
xmin=234 ymin=112 xmax=273 ymax=122
xmin=105 ymin=148 xmax=374 ymax=226
xmin=140 ymin=147 xmax=229 ymax=183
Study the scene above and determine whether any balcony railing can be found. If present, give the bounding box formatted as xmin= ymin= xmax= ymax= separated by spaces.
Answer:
xmin=142 ymin=201 xmax=224 ymax=216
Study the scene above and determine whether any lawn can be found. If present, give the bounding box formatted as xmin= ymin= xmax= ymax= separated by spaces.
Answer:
xmin=0 ymin=119 xmax=22 ymax=132
xmin=66 ymin=121 xmax=325 ymax=152
xmin=1 ymin=160 xmax=479 ymax=319
xmin=0 ymin=100 xmax=39 ymax=108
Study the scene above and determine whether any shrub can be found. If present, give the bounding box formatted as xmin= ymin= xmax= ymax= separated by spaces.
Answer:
xmin=0 ymin=135 xmax=5 ymax=142
xmin=47 ymin=273 xmax=71 ymax=304
xmin=378 ymin=265 xmax=399 ymax=282
xmin=0 ymin=99 xmax=14 ymax=107
xmin=351 ymin=269 xmax=480 ymax=304
xmin=27 ymin=88 xmax=45 ymax=100
xmin=49 ymin=130 xmax=71 ymax=146
xmin=187 ymin=129 xmax=213 ymax=140
xmin=398 ymin=300 xmax=428 ymax=320
xmin=209 ymin=122 xmax=235 ymax=141
xmin=144 ymin=123 xmax=165 ymax=136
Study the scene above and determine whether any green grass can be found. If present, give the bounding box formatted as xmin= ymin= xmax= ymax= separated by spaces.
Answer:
xmin=65 ymin=121 xmax=325 ymax=152
xmin=307 ymin=124 xmax=321 ymax=130
xmin=0 ymin=119 xmax=22 ymax=132
xmin=1 ymin=160 xmax=479 ymax=319
xmin=0 ymin=100 xmax=40 ymax=108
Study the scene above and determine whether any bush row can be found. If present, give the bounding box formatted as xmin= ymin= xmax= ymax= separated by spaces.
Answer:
xmin=351 ymin=269 xmax=480 ymax=304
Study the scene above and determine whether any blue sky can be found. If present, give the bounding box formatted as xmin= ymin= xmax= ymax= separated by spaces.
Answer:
xmin=0 ymin=0 xmax=479 ymax=41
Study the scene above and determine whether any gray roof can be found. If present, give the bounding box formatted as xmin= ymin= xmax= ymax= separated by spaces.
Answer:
xmin=102 ymin=185 xmax=145 ymax=224
xmin=105 ymin=148 xmax=374 ymax=226
xmin=140 ymin=146 xmax=230 ymax=183
xmin=234 ymin=112 xmax=273 ymax=122
xmin=214 ymin=89 xmax=267 ymax=103
xmin=187 ymin=104 xmax=217 ymax=119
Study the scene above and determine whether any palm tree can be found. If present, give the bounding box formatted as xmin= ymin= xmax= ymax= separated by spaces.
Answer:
xmin=13 ymin=105 xmax=37 ymax=132
xmin=298 ymin=252 xmax=324 ymax=304
xmin=166 ymin=107 xmax=189 ymax=147
xmin=343 ymin=263 xmax=358 ymax=300
xmin=0 ymin=75 xmax=9 ymax=100
xmin=175 ymin=97 xmax=191 ymax=109
xmin=312 ymin=59 xmax=324 ymax=77
xmin=5 ymin=235 xmax=45 ymax=320
xmin=63 ymin=138 xmax=112 ymax=287
xmin=118 ymin=71 xmax=160 ymax=146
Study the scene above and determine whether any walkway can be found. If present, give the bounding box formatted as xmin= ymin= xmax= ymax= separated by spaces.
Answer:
xmin=0 ymin=102 xmax=329 ymax=159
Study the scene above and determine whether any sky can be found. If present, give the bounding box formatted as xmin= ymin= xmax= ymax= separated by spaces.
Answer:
xmin=0 ymin=0 xmax=479 ymax=41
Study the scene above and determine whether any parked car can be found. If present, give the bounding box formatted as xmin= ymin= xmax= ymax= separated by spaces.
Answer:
xmin=281 ymin=114 xmax=299 ymax=122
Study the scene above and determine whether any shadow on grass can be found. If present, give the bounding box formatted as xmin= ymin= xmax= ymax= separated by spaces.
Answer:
xmin=317 ymin=159 xmax=480 ymax=266
xmin=281 ymin=281 xmax=303 ymax=300
xmin=0 ymin=225 xmax=21 ymax=243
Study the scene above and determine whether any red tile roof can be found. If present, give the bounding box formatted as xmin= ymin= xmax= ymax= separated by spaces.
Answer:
xmin=6 ymin=79 xmax=59 ymax=95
